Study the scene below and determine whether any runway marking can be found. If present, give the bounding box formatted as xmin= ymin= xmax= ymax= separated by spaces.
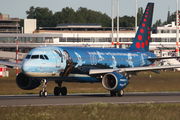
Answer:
xmin=1 ymin=92 xmax=180 ymax=107
xmin=0 ymin=91 xmax=180 ymax=97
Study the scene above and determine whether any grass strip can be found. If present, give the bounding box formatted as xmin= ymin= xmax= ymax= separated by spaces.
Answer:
xmin=1 ymin=69 xmax=180 ymax=95
xmin=0 ymin=102 xmax=180 ymax=120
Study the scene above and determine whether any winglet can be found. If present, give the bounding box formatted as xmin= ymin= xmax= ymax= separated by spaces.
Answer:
xmin=129 ymin=3 xmax=154 ymax=52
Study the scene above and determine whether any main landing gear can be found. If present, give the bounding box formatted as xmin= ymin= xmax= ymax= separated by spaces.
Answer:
xmin=39 ymin=79 xmax=48 ymax=97
xmin=54 ymin=81 xmax=67 ymax=96
xmin=110 ymin=89 xmax=124 ymax=97
xmin=38 ymin=80 xmax=67 ymax=97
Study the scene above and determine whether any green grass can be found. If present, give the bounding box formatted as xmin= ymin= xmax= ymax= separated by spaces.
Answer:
xmin=1 ymin=69 xmax=180 ymax=95
xmin=0 ymin=103 xmax=180 ymax=120
xmin=1 ymin=70 xmax=180 ymax=120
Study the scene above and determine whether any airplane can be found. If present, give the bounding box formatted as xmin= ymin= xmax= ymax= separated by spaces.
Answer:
xmin=1 ymin=2 xmax=180 ymax=97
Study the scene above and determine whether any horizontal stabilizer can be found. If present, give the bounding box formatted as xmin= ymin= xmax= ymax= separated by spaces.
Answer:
xmin=148 ymin=56 xmax=180 ymax=61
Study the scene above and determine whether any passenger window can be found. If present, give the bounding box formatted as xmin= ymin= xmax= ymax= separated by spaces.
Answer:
xmin=31 ymin=55 xmax=39 ymax=59
xmin=44 ymin=55 xmax=49 ymax=60
xmin=40 ymin=55 xmax=45 ymax=60
xmin=26 ymin=55 xmax=31 ymax=59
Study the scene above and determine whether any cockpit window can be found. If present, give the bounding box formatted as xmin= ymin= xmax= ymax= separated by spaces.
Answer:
xmin=26 ymin=55 xmax=31 ymax=59
xmin=44 ymin=55 xmax=49 ymax=60
xmin=40 ymin=55 xmax=45 ymax=59
xmin=31 ymin=55 xmax=39 ymax=59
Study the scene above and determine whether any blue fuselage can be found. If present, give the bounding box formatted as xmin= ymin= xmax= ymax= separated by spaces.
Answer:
xmin=22 ymin=46 xmax=156 ymax=82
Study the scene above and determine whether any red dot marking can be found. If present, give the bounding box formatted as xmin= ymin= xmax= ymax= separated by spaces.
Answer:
xmin=141 ymin=42 xmax=145 ymax=48
xmin=140 ymin=29 xmax=144 ymax=33
xmin=148 ymin=31 xmax=150 ymax=34
xmin=136 ymin=42 xmax=140 ymax=49
xmin=148 ymin=36 xmax=150 ymax=40
xmin=147 ymin=9 xmax=149 ymax=11
xmin=146 ymin=12 xmax=148 ymax=14
xmin=145 ymin=15 xmax=147 ymax=18
xmin=148 ymin=7 xmax=149 ymax=8
xmin=144 ymin=19 xmax=146 ymax=22
xmin=148 ymin=27 xmax=150 ymax=30
xmin=142 ymin=23 xmax=145 ymax=27
xmin=138 ymin=35 xmax=142 ymax=40
xmin=146 ymin=40 xmax=148 ymax=45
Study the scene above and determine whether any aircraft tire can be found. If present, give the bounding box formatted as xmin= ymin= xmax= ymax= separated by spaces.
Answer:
xmin=110 ymin=91 xmax=116 ymax=96
xmin=61 ymin=87 xmax=67 ymax=96
xmin=117 ymin=90 xmax=124 ymax=97
xmin=43 ymin=90 xmax=47 ymax=97
xmin=54 ymin=87 xmax=61 ymax=96
xmin=39 ymin=90 xmax=43 ymax=97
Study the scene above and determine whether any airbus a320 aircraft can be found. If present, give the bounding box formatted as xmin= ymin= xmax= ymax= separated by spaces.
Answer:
xmin=1 ymin=3 xmax=180 ymax=97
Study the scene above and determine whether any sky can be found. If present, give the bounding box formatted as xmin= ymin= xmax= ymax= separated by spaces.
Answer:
xmin=0 ymin=0 xmax=179 ymax=24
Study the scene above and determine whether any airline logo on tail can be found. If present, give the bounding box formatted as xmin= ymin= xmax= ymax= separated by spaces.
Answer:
xmin=129 ymin=3 xmax=154 ymax=52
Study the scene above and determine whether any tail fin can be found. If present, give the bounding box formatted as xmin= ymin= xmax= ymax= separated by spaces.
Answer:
xmin=129 ymin=3 xmax=154 ymax=51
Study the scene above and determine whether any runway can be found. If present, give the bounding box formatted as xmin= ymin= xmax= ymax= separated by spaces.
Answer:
xmin=1 ymin=92 xmax=180 ymax=107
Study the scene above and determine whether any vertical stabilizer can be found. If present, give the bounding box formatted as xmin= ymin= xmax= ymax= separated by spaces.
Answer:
xmin=129 ymin=3 xmax=154 ymax=51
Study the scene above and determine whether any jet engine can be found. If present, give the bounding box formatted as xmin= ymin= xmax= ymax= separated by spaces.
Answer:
xmin=102 ymin=72 xmax=129 ymax=91
xmin=16 ymin=72 xmax=41 ymax=90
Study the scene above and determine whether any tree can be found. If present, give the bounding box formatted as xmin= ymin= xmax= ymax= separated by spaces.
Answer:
xmin=75 ymin=7 xmax=111 ymax=27
xmin=137 ymin=7 xmax=143 ymax=26
xmin=153 ymin=19 xmax=162 ymax=27
xmin=61 ymin=7 xmax=76 ymax=23
xmin=114 ymin=16 xmax=135 ymax=27
xmin=26 ymin=6 xmax=137 ymax=28
xmin=76 ymin=7 xmax=88 ymax=23
xmin=170 ymin=10 xmax=180 ymax=25
xmin=26 ymin=6 xmax=53 ymax=27
xmin=162 ymin=21 xmax=168 ymax=26
xmin=34 ymin=7 xmax=53 ymax=27
xmin=53 ymin=11 xmax=63 ymax=26
xmin=19 ymin=19 xmax=24 ymax=28
xmin=152 ymin=10 xmax=180 ymax=27
xmin=26 ymin=6 xmax=35 ymax=19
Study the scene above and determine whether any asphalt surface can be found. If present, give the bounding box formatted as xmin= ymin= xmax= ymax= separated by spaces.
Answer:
xmin=1 ymin=92 xmax=180 ymax=107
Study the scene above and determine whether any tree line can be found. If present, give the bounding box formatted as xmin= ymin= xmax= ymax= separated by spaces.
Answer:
xmin=21 ymin=6 xmax=177 ymax=28
xmin=21 ymin=6 xmax=144 ymax=28
xmin=153 ymin=10 xmax=180 ymax=27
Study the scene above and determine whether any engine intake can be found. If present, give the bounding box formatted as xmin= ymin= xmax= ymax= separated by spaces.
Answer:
xmin=16 ymin=72 xmax=41 ymax=90
xmin=102 ymin=72 xmax=129 ymax=91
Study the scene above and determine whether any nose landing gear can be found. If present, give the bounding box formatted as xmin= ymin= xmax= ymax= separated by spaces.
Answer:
xmin=39 ymin=79 xmax=48 ymax=97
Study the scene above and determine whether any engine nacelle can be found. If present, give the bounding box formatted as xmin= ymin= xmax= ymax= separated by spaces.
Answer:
xmin=102 ymin=72 xmax=129 ymax=91
xmin=16 ymin=72 xmax=41 ymax=90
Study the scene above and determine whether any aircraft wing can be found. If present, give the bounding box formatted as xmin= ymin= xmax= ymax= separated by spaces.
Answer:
xmin=89 ymin=65 xmax=180 ymax=75
xmin=0 ymin=61 xmax=21 ymax=69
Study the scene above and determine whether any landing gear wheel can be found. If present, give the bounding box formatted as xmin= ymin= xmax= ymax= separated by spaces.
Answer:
xmin=39 ymin=79 xmax=48 ymax=97
xmin=118 ymin=90 xmax=124 ymax=97
xmin=61 ymin=87 xmax=67 ymax=96
xmin=54 ymin=87 xmax=61 ymax=96
xmin=110 ymin=91 xmax=116 ymax=97
xmin=43 ymin=90 xmax=47 ymax=97
xmin=39 ymin=90 xmax=47 ymax=97
xmin=39 ymin=90 xmax=43 ymax=97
